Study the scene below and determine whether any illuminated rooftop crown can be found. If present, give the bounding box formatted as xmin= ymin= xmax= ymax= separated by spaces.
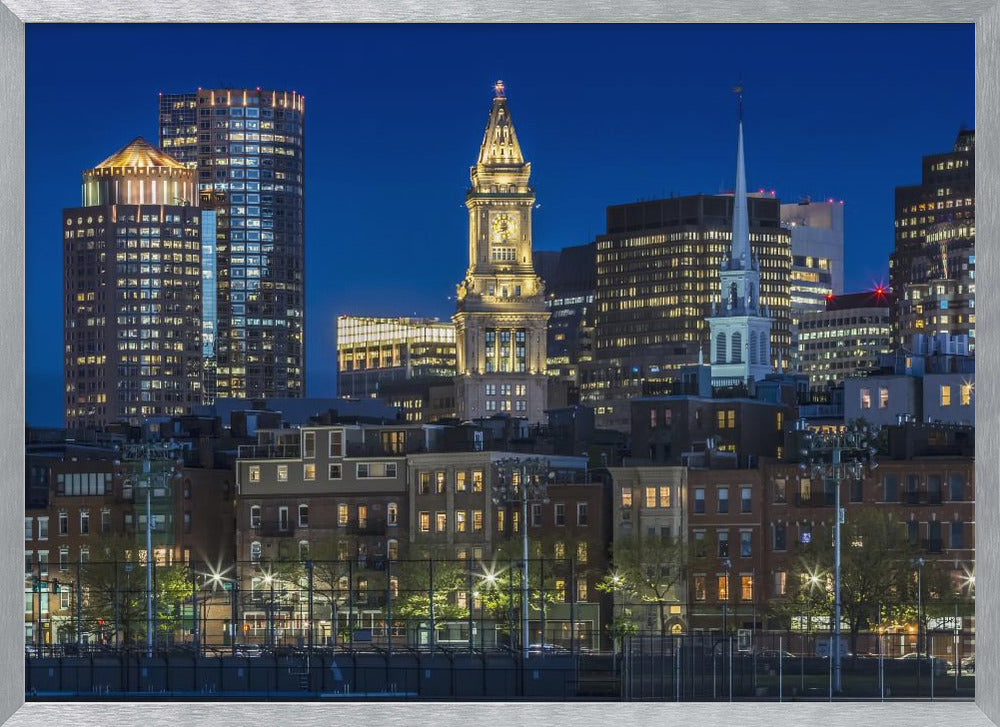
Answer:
xmin=94 ymin=137 xmax=187 ymax=171
xmin=476 ymin=80 xmax=524 ymax=167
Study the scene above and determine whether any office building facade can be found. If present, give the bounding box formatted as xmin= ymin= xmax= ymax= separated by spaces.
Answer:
xmin=158 ymin=88 xmax=306 ymax=402
xmin=336 ymin=315 xmax=457 ymax=399
xmin=63 ymin=138 xmax=203 ymax=429
xmin=797 ymin=290 xmax=895 ymax=390
xmin=453 ymin=81 xmax=549 ymax=423
xmin=537 ymin=243 xmax=596 ymax=397
xmin=890 ymin=129 xmax=974 ymax=335
xmin=584 ymin=198 xmax=791 ymax=429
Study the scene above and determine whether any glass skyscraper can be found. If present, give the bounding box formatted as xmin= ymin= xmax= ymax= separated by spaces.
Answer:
xmin=158 ymin=88 xmax=306 ymax=401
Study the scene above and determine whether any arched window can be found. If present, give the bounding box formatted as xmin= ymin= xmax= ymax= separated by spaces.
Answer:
xmin=731 ymin=332 xmax=743 ymax=364
xmin=715 ymin=332 xmax=727 ymax=364
xmin=249 ymin=505 xmax=261 ymax=529
xmin=729 ymin=282 xmax=738 ymax=310
xmin=387 ymin=502 xmax=398 ymax=526
xmin=759 ymin=334 xmax=768 ymax=367
xmin=749 ymin=331 xmax=758 ymax=364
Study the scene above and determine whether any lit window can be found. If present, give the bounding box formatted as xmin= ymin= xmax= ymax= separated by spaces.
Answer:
xmin=249 ymin=466 xmax=261 ymax=483
xmin=436 ymin=512 xmax=447 ymax=532
xmin=419 ymin=511 xmax=430 ymax=532
xmin=879 ymin=387 xmax=889 ymax=409
xmin=961 ymin=383 xmax=973 ymax=406
xmin=645 ymin=487 xmax=656 ymax=508
xmin=860 ymin=388 xmax=871 ymax=409
xmin=338 ymin=504 xmax=349 ymax=527
xmin=659 ymin=486 xmax=670 ymax=508
xmin=717 ymin=574 xmax=729 ymax=601
xmin=455 ymin=511 xmax=467 ymax=533
xmin=472 ymin=510 xmax=483 ymax=532
xmin=694 ymin=575 xmax=707 ymax=601
xmin=940 ymin=385 xmax=952 ymax=407
xmin=277 ymin=465 xmax=288 ymax=482
xmin=621 ymin=488 xmax=632 ymax=508
xmin=740 ymin=575 xmax=754 ymax=601
xmin=303 ymin=463 xmax=316 ymax=481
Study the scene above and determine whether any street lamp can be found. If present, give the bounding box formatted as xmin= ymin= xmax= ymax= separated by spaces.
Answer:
xmin=795 ymin=419 xmax=878 ymax=693
xmin=492 ymin=457 xmax=552 ymax=660
xmin=720 ymin=558 xmax=731 ymax=634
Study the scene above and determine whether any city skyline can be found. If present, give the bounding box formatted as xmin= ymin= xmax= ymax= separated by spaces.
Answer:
xmin=26 ymin=23 xmax=974 ymax=426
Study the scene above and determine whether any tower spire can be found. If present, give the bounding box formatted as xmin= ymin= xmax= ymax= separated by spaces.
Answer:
xmin=477 ymin=80 xmax=524 ymax=166
xmin=731 ymin=87 xmax=750 ymax=270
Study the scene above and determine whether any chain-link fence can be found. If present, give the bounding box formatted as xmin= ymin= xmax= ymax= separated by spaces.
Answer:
xmin=622 ymin=629 xmax=975 ymax=701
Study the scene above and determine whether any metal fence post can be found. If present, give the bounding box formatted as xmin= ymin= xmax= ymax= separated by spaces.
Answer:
xmin=75 ymin=559 xmax=82 ymax=648
xmin=728 ymin=635 xmax=733 ymax=702
xmin=828 ymin=635 xmax=833 ymax=701
xmin=779 ymin=636 xmax=783 ymax=702
xmin=307 ymin=559 xmax=314 ymax=653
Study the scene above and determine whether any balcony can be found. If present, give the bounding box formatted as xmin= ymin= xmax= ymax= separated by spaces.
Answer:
xmin=238 ymin=444 xmax=301 ymax=460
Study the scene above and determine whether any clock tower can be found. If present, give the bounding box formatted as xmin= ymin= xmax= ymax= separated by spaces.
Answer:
xmin=454 ymin=81 xmax=549 ymax=423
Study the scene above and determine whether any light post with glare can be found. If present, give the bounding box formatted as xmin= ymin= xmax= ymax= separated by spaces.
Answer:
xmin=795 ymin=419 xmax=878 ymax=693
xmin=491 ymin=457 xmax=552 ymax=660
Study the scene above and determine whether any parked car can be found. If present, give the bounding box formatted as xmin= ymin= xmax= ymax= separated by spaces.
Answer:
xmin=756 ymin=649 xmax=797 ymax=660
xmin=527 ymin=643 xmax=568 ymax=655
xmin=234 ymin=644 xmax=266 ymax=657
xmin=895 ymin=652 xmax=952 ymax=673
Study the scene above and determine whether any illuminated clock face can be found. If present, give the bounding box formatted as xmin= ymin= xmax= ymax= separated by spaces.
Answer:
xmin=491 ymin=212 xmax=518 ymax=242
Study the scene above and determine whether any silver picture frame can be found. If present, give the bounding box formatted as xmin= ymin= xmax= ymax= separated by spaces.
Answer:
xmin=1 ymin=3 xmax=996 ymax=725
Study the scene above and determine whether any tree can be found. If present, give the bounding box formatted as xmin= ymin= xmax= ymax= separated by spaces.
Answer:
xmin=597 ymin=532 xmax=687 ymax=637
xmin=80 ymin=534 xmax=192 ymax=647
xmin=777 ymin=508 xmax=918 ymax=655
xmin=391 ymin=544 xmax=471 ymax=645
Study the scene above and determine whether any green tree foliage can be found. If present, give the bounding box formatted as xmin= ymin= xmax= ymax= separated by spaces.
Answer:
xmin=597 ymin=532 xmax=687 ymax=637
xmin=775 ymin=508 xmax=928 ymax=654
xmin=80 ymin=534 xmax=192 ymax=646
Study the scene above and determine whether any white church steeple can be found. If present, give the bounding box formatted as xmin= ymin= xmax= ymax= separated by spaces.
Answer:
xmin=707 ymin=90 xmax=774 ymax=387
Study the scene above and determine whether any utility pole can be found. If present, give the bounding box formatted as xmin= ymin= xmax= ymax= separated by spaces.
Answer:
xmin=492 ymin=457 xmax=551 ymax=661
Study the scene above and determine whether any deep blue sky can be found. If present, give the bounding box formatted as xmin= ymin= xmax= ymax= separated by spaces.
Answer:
xmin=26 ymin=24 xmax=974 ymax=427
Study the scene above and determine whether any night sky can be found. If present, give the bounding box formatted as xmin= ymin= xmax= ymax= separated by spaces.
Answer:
xmin=26 ymin=24 xmax=974 ymax=426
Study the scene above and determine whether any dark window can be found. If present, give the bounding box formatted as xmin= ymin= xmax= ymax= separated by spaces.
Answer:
xmin=949 ymin=473 xmax=965 ymax=501
xmin=883 ymin=474 xmax=899 ymax=502
xmin=907 ymin=520 xmax=919 ymax=547
xmin=774 ymin=523 xmax=786 ymax=551
xmin=718 ymin=487 xmax=729 ymax=514
xmin=850 ymin=478 xmax=863 ymax=503
xmin=694 ymin=488 xmax=705 ymax=514
xmin=951 ymin=521 xmax=964 ymax=550
xmin=717 ymin=531 xmax=729 ymax=558
xmin=927 ymin=475 xmax=942 ymax=504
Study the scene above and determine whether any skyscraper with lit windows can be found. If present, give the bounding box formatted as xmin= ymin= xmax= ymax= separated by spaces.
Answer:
xmin=63 ymin=138 xmax=203 ymax=429
xmin=580 ymin=193 xmax=792 ymax=431
xmin=158 ymin=88 xmax=306 ymax=402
